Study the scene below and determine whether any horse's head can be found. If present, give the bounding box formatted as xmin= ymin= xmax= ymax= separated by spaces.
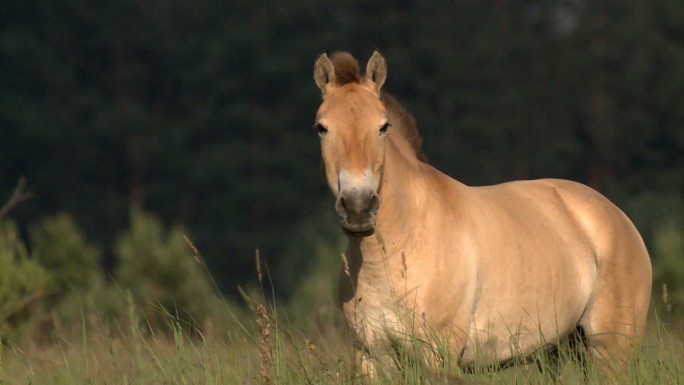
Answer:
xmin=313 ymin=50 xmax=389 ymax=237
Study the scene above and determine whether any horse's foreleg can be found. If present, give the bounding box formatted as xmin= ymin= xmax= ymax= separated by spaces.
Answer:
xmin=355 ymin=347 xmax=377 ymax=383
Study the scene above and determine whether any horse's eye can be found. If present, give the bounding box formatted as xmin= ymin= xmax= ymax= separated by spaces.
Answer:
xmin=379 ymin=122 xmax=390 ymax=136
xmin=314 ymin=123 xmax=328 ymax=136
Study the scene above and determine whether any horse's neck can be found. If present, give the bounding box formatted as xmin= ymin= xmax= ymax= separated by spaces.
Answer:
xmin=355 ymin=138 xmax=428 ymax=263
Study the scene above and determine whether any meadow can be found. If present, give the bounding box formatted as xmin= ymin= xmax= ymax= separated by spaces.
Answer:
xmin=2 ymin=253 xmax=683 ymax=385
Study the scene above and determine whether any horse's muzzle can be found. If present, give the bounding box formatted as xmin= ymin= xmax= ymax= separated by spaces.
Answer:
xmin=335 ymin=189 xmax=379 ymax=237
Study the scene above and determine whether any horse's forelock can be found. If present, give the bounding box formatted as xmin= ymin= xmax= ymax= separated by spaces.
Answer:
xmin=330 ymin=52 xmax=361 ymax=85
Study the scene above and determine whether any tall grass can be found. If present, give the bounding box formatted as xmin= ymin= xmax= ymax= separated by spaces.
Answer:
xmin=1 ymin=279 xmax=682 ymax=385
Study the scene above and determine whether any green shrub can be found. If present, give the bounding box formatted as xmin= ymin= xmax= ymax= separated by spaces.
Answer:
xmin=279 ymin=205 xmax=342 ymax=294
xmin=652 ymin=220 xmax=684 ymax=319
xmin=0 ymin=220 xmax=52 ymax=338
xmin=29 ymin=214 xmax=103 ymax=291
xmin=626 ymin=191 xmax=684 ymax=320
xmin=280 ymin=207 xmax=345 ymax=330
xmin=24 ymin=214 xmax=118 ymax=338
xmin=114 ymin=210 xmax=220 ymax=333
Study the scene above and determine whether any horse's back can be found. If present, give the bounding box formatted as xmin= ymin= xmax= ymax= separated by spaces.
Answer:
xmin=475 ymin=178 xmax=648 ymax=262
xmin=503 ymin=178 xmax=651 ymax=276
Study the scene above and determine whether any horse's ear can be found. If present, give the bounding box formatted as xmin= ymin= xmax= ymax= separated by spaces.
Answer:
xmin=314 ymin=51 xmax=335 ymax=94
xmin=365 ymin=49 xmax=387 ymax=91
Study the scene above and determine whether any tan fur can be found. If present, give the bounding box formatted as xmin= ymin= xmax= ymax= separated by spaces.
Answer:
xmin=313 ymin=51 xmax=652 ymax=379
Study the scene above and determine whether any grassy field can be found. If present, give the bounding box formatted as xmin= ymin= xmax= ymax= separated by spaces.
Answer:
xmin=1 ymin=290 xmax=682 ymax=385
xmin=2 ymin=229 xmax=683 ymax=384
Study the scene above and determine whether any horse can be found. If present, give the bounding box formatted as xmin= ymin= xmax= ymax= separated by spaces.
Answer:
xmin=312 ymin=50 xmax=652 ymax=379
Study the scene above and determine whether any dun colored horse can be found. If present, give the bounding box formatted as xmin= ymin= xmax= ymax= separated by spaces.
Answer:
xmin=313 ymin=50 xmax=652 ymax=378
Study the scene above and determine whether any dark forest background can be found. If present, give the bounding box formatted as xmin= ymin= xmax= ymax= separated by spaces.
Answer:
xmin=1 ymin=0 xmax=682 ymax=310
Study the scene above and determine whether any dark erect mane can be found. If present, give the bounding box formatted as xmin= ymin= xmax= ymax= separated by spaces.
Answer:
xmin=381 ymin=93 xmax=427 ymax=163
xmin=330 ymin=51 xmax=362 ymax=85
xmin=329 ymin=51 xmax=427 ymax=163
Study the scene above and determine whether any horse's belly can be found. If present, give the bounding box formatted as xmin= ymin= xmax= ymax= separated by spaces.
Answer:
xmin=460 ymin=268 xmax=594 ymax=364
xmin=461 ymin=304 xmax=584 ymax=364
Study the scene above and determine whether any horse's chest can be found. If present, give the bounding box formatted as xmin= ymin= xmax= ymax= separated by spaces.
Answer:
xmin=340 ymin=269 xmax=417 ymax=347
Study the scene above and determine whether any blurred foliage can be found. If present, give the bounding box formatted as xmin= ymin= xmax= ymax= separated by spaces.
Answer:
xmin=114 ymin=209 xmax=222 ymax=333
xmin=29 ymin=214 xmax=103 ymax=291
xmin=0 ymin=220 xmax=51 ymax=338
xmin=0 ymin=0 xmax=682 ymax=303
xmin=26 ymin=213 xmax=115 ymax=342
xmin=280 ymin=205 xmax=345 ymax=330
xmin=0 ymin=210 xmax=238 ymax=342
xmin=653 ymin=220 xmax=684 ymax=318
xmin=627 ymin=191 xmax=684 ymax=320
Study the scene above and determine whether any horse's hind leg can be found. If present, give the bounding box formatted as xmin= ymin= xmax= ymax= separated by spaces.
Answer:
xmin=579 ymin=255 xmax=651 ymax=373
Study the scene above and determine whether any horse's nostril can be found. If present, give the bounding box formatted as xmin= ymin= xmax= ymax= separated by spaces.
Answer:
xmin=370 ymin=194 xmax=380 ymax=214
xmin=335 ymin=196 xmax=348 ymax=221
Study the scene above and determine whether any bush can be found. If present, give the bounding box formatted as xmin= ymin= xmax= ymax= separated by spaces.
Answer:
xmin=0 ymin=220 xmax=52 ymax=338
xmin=29 ymin=214 xmax=103 ymax=291
xmin=26 ymin=214 xmax=118 ymax=339
xmin=626 ymin=191 xmax=684 ymax=320
xmin=652 ymin=219 xmax=684 ymax=319
xmin=280 ymin=206 xmax=345 ymax=332
xmin=114 ymin=210 xmax=221 ymax=333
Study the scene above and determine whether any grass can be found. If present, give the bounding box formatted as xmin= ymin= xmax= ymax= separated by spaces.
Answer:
xmin=1 ymin=291 xmax=683 ymax=385
xmin=2 ymin=233 xmax=683 ymax=384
